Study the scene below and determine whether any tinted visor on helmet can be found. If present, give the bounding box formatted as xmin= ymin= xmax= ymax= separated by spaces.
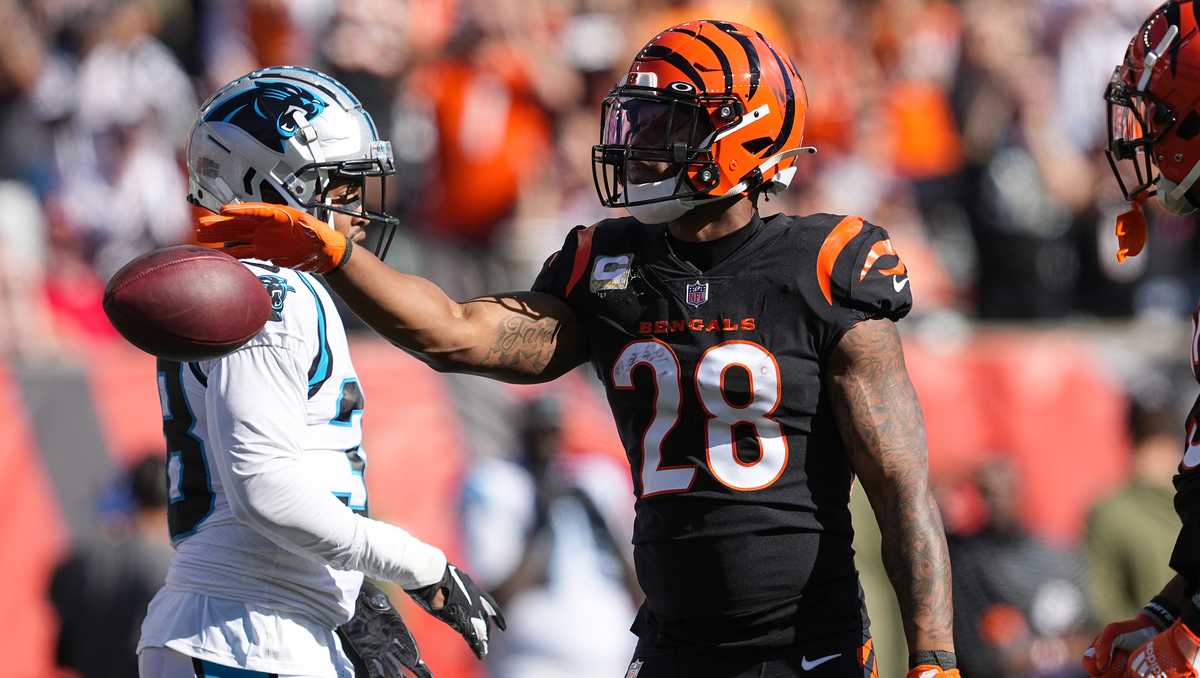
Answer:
xmin=296 ymin=140 xmax=402 ymax=259
xmin=1105 ymin=68 xmax=1176 ymax=202
xmin=592 ymin=88 xmax=725 ymax=208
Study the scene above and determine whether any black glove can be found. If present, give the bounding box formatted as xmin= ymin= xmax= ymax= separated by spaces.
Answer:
xmin=406 ymin=563 xmax=506 ymax=659
xmin=338 ymin=580 xmax=433 ymax=678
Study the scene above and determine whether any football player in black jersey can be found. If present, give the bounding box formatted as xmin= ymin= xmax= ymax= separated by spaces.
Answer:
xmin=1083 ymin=3 xmax=1200 ymax=678
xmin=198 ymin=20 xmax=958 ymax=678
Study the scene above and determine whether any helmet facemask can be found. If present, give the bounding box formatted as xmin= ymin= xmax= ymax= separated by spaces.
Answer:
xmin=292 ymin=140 xmax=401 ymax=259
xmin=592 ymin=85 xmax=736 ymax=223
xmin=594 ymin=21 xmax=816 ymax=225
xmin=1104 ymin=6 xmax=1200 ymax=219
xmin=188 ymin=67 xmax=406 ymax=260
xmin=1104 ymin=67 xmax=1178 ymax=206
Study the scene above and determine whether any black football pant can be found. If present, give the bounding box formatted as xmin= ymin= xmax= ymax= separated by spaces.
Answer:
xmin=626 ymin=636 xmax=879 ymax=678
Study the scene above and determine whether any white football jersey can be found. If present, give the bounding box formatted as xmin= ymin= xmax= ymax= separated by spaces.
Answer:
xmin=139 ymin=261 xmax=367 ymax=677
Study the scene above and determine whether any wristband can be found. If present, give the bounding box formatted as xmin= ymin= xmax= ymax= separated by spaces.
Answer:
xmin=909 ymin=650 xmax=957 ymax=670
xmin=1145 ymin=595 xmax=1180 ymax=629
xmin=336 ymin=235 xmax=353 ymax=270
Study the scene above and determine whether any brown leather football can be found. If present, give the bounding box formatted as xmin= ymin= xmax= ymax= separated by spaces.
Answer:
xmin=103 ymin=245 xmax=271 ymax=361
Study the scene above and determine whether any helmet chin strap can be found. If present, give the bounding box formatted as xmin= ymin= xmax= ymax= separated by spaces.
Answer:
xmin=626 ymin=146 xmax=817 ymax=224
xmin=1161 ymin=160 xmax=1200 ymax=215
xmin=292 ymin=108 xmax=342 ymax=228
xmin=293 ymin=110 xmax=321 ymax=152
xmin=323 ymin=195 xmax=338 ymax=229
xmin=1138 ymin=24 xmax=1179 ymax=92
xmin=718 ymin=146 xmax=817 ymax=198
xmin=624 ymin=145 xmax=820 ymax=224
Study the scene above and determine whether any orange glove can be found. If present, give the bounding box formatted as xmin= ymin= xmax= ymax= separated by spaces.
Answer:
xmin=1125 ymin=620 xmax=1200 ymax=677
xmin=1083 ymin=613 xmax=1168 ymax=676
xmin=906 ymin=666 xmax=961 ymax=678
xmin=196 ymin=202 xmax=350 ymax=274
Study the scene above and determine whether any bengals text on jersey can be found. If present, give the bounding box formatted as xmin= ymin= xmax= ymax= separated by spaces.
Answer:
xmin=532 ymin=211 xmax=912 ymax=650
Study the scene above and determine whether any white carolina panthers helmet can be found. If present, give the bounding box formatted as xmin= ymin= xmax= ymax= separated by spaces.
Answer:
xmin=187 ymin=66 xmax=399 ymax=255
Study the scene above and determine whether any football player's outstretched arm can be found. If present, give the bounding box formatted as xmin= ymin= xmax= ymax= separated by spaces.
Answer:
xmin=324 ymin=248 xmax=586 ymax=383
xmin=198 ymin=203 xmax=588 ymax=383
xmin=827 ymin=319 xmax=955 ymax=658
xmin=207 ymin=343 xmax=505 ymax=658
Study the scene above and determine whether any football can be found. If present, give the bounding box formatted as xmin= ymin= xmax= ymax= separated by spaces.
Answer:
xmin=103 ymin=245 xmax=271 ymax=361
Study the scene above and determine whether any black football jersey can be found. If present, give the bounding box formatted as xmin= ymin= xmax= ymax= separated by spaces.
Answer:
xmin=532 ymin=212 xmax=913 ymax=648
xmin=1171 ymin=311 xmax=1200 ymax=586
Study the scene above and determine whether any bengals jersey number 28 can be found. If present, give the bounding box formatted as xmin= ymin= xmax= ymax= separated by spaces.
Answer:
xmin=532 ymin=212 xmax=912 ymax=648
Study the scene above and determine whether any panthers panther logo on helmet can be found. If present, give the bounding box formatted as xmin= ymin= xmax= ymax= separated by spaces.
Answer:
xmin=204 ymin=81 xmax=327 ymax=153
xmin=188 ymin=66 xmax=403 ymax=259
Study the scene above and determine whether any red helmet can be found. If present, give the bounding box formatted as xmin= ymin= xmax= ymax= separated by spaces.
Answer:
xmin=592 ymin=20 xmax=814 ymax=224
xmin=1107 ymin=1 xmax=1200 ymax=259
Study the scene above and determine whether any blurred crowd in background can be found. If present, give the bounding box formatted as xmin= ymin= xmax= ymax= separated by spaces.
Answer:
xmin=0 ymin=0 xmax=1187 ymax=358
xmin=4 ymin=0 xmax=1200 ymax=676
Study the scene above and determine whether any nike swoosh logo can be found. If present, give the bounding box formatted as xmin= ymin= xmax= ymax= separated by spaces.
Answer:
xmin=893 ymin=276 xmax=910 ymax=292
xmin=801 ymin=653 xmax=842 ymax=671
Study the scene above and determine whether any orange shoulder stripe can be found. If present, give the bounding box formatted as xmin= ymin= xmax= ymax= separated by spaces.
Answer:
xmin=564 ymin=225 xmax=596 ymax=297
xmin=816 ymin=216 xmax=864 ymax=305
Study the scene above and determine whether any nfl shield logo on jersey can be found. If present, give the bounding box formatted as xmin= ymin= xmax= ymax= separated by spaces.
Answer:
xmin=686 ymin=280 xmax=709 ymax=307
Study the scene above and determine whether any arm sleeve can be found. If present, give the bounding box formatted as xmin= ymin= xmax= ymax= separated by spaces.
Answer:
xmin=205 ymin=343 xmax=446 ymax=589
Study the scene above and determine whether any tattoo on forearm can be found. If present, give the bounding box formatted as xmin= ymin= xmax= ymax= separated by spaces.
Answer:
xmin=443 ymin=293 xmax=585 ymax=382
xmin=482 ymin=314 xmax=560 ymax=372
xmin=830 ymin=319 xmax=955 ymax=651
xmin=882 ymin=491 xmax=954 ymax=650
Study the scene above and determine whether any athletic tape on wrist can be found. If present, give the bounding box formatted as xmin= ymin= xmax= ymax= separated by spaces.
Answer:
xmin=909 ymin=650 xmax=957 ymax=670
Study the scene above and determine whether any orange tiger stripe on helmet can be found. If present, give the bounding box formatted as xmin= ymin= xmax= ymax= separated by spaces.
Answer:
xmin=611 ymin=19 xmax=811 ymax=202
xmin=1107 ymin=1 xmax=1200 ymax=258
